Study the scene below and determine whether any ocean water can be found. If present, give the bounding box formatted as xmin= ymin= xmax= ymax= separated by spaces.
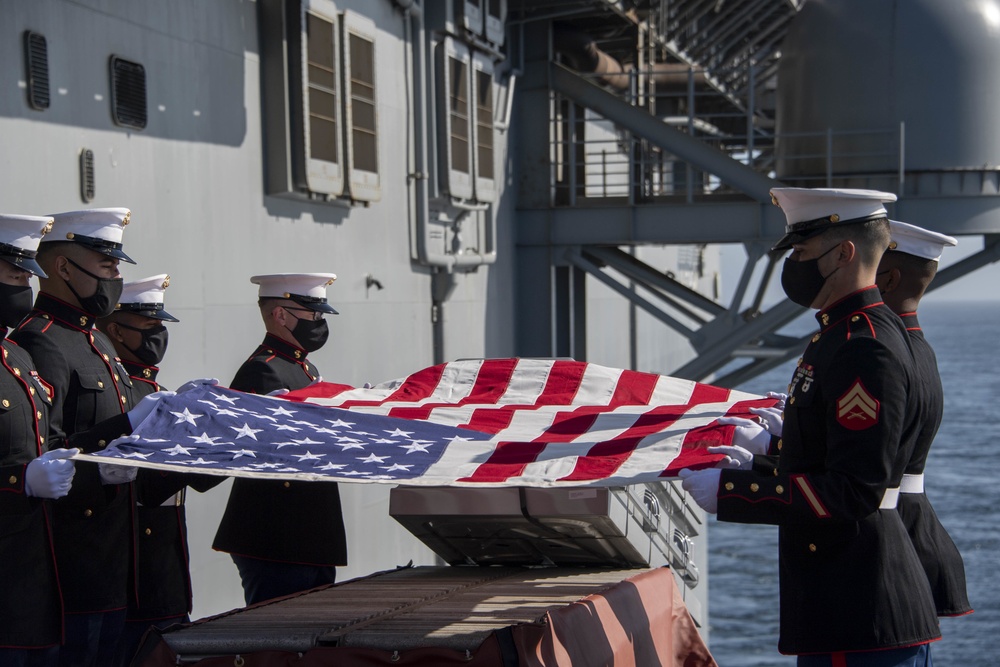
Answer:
xmin=707 ymin=300 xmax=999 ymax=666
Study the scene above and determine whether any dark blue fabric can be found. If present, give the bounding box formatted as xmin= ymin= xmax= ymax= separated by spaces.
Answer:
xmin=59 ymin=609 xmax=126 ymax=667
xmin=797 ymin=644 xmax=933 ymax=667
xmin=0 ymin=646 xmax=59 ymax=667
xmin=231 ymin=554 xmax=337 ymax=605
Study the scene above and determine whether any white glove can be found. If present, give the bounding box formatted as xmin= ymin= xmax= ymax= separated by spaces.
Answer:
xmin=717 ymin=416 xmax=771 ymax=455
xmin=750 ymin=406 xmax=784 ymax=437
xmin=766 ymin=391 xmax=788 ymax=409
xmin=708 ymin=445 xmax=754 ymax=470
xmin=98 ymin=462 xmax=137 ymax=485
xmin=25 ymin=448 xmax=79 ymax=499
xmin=127 ymin=390 xmax=177 ymax=430
xmin=362 ymin=382 xmax=372 ymax=389
xmin=266 ymin=388 xmax=290 ymax=397
xmin=678 ymin=468 xmax=720 ymax=514
xmin=175 ymin=378 xmax=220 ymax=394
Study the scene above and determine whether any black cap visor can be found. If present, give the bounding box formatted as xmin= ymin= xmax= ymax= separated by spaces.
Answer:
xmin=0 ymin=253 xmax=47 ymax=278
xmin=116 ymin=302 xmax=179 ymax=322
xmin=771 ymin=213 xmax=887 ymax=252
xmin=61 ymin=234 xmax=136 ymax=264
xmin=288 ymin=293 xmax=339 ymax=315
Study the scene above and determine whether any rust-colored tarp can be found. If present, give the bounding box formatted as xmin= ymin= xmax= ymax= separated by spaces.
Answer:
xmin=137 ymin=567 xmax=716 ymax=667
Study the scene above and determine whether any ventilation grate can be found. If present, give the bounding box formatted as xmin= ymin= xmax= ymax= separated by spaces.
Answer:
xmin=110 ymin=55 xmax=147 ymax=130
xmin=80 ymin=149 xmax=95 ymax=203
xmin=23 ymin=31 xmax=50 ymax=110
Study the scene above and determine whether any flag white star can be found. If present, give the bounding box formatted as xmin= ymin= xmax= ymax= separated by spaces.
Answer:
xmin=249 ymin=413 xmax=278 ymax=422
xmin=230 ymin=423 xmax=263 ymax=440
xmin=399 ymin=442 xmax=432 ymax=454
xmin=164 ymin=444 xmax=194 ymax=456
xmin=228 ymin=449 xmax=257 ymax=459
xmin=290 ymin=420 xmax=315 ymax=427
xmin=268 ymin=405 xmax=297 ymax=417
xmin=292 ymin=451 xmax=324 ymax=462
xmin=197 ymin=399 xmax=219 ymax=408
xmin=180 ymin=457 xmax=214 ymax=466
xmin=312 ymin=427 xmax=341 ymax=435
xmin=340 ymin=470 xmax=370 ymax=476
xmin=211 ymin=392 xmax=239 ymax=405
xmin=249 ymin=462 xmax=284 ymax=470
xmin=372 ymin=438 xmax=398 ymax=444
xmin=350 ymin=431 xmax=376 ymax=437
xmin=121 ymin=451 xmax=152 ymax=459
xmin=381 ymin=463 xmax=413 ymax=472
xmin=358 ymin=453 xmax=390 ymax=464
xmin=273 ymin=441 xmax=301 ymax=449
xmin=385 ymin=428 xmax=414 ymax=438
xmin=188 ymin=432 xmax=222 ymax=445
xmin=213 ymin=408 xmax=242 ymax=418
xmin=327 ymin=418 xmax=356 ymax=428
xmin=274 ymin=424 xmax=301 ymax=432
xmin=316 ymin=463 xmax=346 ymax=471
xmin=444 ymin=435 xmax=475 ymax=444
xmin=291 ymin=437 xmax=322 ymax=446
xmin=170 ymin=408 xmax=203 ymax=426
xmin=336 ymin=442 xmax=366 ymax=451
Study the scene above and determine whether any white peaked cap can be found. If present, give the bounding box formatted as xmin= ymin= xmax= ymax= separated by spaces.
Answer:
xmin=888 ymin=220 xmax=957 ymax=262
xmin=43 ymin=207 xmax=135 ymax=263
xmin=116 ymin=274 xmax=179 ymax=321
xmin=770 ymin=187 xmax=897 ymax=251
xmin=0 ymin=214 xmax=53 ymax=277
xmin=251 ymin=273 xmax=339 ymax=314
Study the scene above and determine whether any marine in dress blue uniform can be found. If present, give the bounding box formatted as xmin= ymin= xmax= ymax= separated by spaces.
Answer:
xmin=877 ymin=220 xmax=972 ymax=618
xmin=212 ymin=273 xmax=348 ymax=605
xmin=11 ymin=209 xmax=140 ymax=667
xmin=98 ymin=275 xmax=221 ymax=667
xmin=0 ymin=214 xmax=74 ymax=667
xmin=680 ymin=189 xmax=940 ymax=666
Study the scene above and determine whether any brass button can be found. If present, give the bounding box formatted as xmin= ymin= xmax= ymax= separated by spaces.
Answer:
xmin=821 ymin=314 xmax=829 ymax=326
xmin=797 ymin=357 xmax=803 ymax=365
xmin=121 ymin=396 xmax=127 ymax=404
xmin=97 ymin=381 xmax=104 ymax=388
xmin=12 ymin=367 xmax=20 ymax=376
xmin=8 ymin=475 xmax=17 ymax=484
xmin=84 ymin=509 xmax=93 ymax=518
xmin=808 ymin=543 xmax=817 ymax=552
xmin=97 ymin=440 xmax=106 ymax=447
xmin=294 ymin=350 xmax=302 ymax=359
xmin=35 ymin=411 xmax=41 ymax=419
xmin=789 ymin=397 xmax=795 ymax=405
xmin=750 ymin=483 xmax=760 ymax=493
xmin=40 ymin=437 xmax=44 ymax=444
xmin=283 ymin=481 xmax=291 ymax=488
xmin=811 ymin=333 xmax=821 ymax=343
xmin=1 ymin=399 xmax=8 ymax=408
xmin=145 ymin=528 xmax=152 ymax=536
xmin=143 ymin=368 xmax=151 ymax=378
xmin=773 ymin=468 xmax=779 ymax=477
xmin=103 ymin=354 xmax=110 ymax=361
xmin=41 ymin=314 xmax=50 ymax=320
xmin=724 ymin=482 xmax=734 ymax=491
xmin=851 ymin=315 xmax=860 ymax=323
xmin=776 ymin=485 xmax=784 ymax=494
xmin=29 ymin=386 xmax=34 ymax=395
xmin=266 ymin=349 xmax=273 ymax=354
xmin=80 ymin=316 xmax=88 ymax=326
xmin=777 ymin=439 xmax=783 ymax=450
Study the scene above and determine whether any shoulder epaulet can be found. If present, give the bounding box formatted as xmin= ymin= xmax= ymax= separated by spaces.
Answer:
xmin=845 ymin=310 xmax=877 ymax=341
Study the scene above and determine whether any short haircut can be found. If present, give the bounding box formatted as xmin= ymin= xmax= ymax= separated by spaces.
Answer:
xmin=879 ymin=250 xmax=938 ymax=298
xmin=822 ymin=217 xmax=891 ymax=266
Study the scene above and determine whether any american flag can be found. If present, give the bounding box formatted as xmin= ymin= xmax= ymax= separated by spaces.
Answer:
xmin=78 ymin=358 xmax=774 ymax=487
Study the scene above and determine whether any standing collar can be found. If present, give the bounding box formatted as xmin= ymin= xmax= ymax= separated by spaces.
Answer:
xmin=122 ymin=359 xmax=159 ymax=383
xmin=32 ymin=292 xmax=99 ymax=331
xmin=815 ymin=286 xmax=884 ymax=331
xmin=898 ymin=311 xmax=921 ymax=330
xmin=261 ymin=333 xmax=309 ymax=362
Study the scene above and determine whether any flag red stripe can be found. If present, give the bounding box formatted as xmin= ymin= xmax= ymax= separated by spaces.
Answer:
xmin=384 ymin=358 xmax=519 ymax=421
xmin=661 ymin=398 xmax=767 ymax=475
xmin=560 ymin=383 xmax=734 ymax=482
xmin=459 ymin=360 xmax=588 ymax=435
xmin=332 ymin=363 xmax=447 ymax=409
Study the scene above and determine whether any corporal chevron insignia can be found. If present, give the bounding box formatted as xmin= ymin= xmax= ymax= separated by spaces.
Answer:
xmin=837 ymin=379 xmax=879 ymax=430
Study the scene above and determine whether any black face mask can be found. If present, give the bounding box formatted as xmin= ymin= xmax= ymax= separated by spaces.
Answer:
xmin=118 ymin=322 xmax=169 ymax=366
xmin=780 ymin=243 xmax=841 ymax=308
xmin=0 ymin=283 xmax=34 ymax=329
xmin=64 ymin=257 xmax=123 ymax=318
xmin=290 ymin=316 xmax=329 ymax=353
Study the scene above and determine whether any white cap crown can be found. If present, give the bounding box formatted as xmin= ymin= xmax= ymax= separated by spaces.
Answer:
xmin=43 ymin=207 xmax=135 ymax=263
xmin=251 ymin=273 xmax=339 ymax=314
xmin=888 ymin=220 xmax=957 ymax=262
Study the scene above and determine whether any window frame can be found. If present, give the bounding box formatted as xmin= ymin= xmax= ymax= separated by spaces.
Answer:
xmin=341 ymin=10 xmax=381 ymax=202
xmin=298 ymin=0 xmax=345 ymax=196
xmin=472 ymin=50 xmax=497 ymax=202
xmin=439 ymin=37 xmax=474 ymax=201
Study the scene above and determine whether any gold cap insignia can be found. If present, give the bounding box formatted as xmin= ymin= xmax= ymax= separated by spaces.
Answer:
xmin=42 ymin=220 xmax=53 ymax=236
xmin=325 ymin=278 xmax=336 ymax=286
xmin=888 ymin=241 xmax=898 ymax=250
xmin=829 ymin=214 xmax=840 ymax=222
xmin=283 ymin=292 xmax=291 ymax=298
xmin=66 ymin=232 xmax=75 ymax=239
xmin=162 ymin=275 xmax=170 ymax=289
xmin=122 ymin=210 xmax=131 ymax=226
xmin=770 ymin=193 xmax=780 ymax=207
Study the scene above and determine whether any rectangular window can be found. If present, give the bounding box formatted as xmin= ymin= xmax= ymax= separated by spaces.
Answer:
xmin=23 ymin=30 xmax=50 ymax=110
xmin=342 ymin=10 xmax=380 ymax=202
xmin=438 ymin=38 xmax=473 ymax=200
xmin=472 ymin=52 xmax=496 ymax=202
xmin=485 ymin=0 xmax=506 ymax=46
xmin=457 ymin=0 xmax=483 ymax=36
xmin=307 ymin=12 xmax=338 ymax=165
xmin=109 ymin=55 xmax=147 ymax=130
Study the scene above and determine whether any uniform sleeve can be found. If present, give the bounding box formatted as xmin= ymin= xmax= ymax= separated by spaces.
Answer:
xmin=230 ymin=359 xmax=285 ymax=395
xmin=10 ymin=329 xmax=71 ymax=450
xmin=718 ymin=337 xmax=908 ymax=525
